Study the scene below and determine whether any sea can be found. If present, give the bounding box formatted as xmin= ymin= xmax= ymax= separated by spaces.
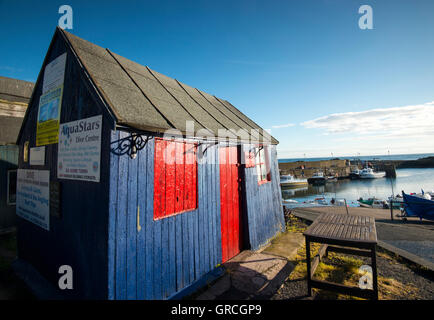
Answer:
xmin=279 ymin=153 xmax=434 ymax=207
xmin=278 ymin=152 xmax=434 ymax=163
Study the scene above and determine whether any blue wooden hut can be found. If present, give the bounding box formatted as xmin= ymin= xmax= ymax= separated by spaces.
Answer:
xmin=14 ymin=28 xmax=284 ymax=300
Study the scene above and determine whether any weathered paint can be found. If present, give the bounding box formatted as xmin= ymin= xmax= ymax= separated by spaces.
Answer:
xmin=108 ymin=133 xmax=222 ymax=299
xmin=243 ymin=144 xmax=284 ymax=250
xmin=219 ymin=146 xmax=242 ymax=263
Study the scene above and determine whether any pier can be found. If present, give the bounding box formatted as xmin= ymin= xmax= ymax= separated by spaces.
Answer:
xmin=279 ymin=158 xmax=398 ymax=179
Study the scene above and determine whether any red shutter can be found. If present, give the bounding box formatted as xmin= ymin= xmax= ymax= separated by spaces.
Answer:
xmin=175 ymin=141 xmax=185 ymax=213
xmin=165 ymin=141 xmax=176 ymax=216
xmin=153 ymin=139 xmax=166 ymax=219
xmin=154 ymin=139 xmax=197 ymax=220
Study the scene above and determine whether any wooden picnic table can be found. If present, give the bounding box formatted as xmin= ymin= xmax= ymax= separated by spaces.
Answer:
xmin=303 ymin=213 xmax=378 ymax=300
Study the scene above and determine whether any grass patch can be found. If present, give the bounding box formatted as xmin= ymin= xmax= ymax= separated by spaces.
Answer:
xmin=288 ymin=242 xmax=322 ymax=280
xmin=285 ymin=212 xmax=309 ymax=233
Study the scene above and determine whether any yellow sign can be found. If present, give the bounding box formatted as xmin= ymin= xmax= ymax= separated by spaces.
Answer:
xmin=36 ymin=85 xmax=63 ymax=146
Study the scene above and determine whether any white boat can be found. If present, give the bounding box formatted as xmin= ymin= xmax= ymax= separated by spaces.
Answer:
xmin=359 ymin=167 xmax=386 ymax=179
xmin=280 ymin=174 xmax=308 ymax=188
xmin=388 ymin=195 xmax=404 ymax=208
xmin=372 ymin=199 xmax=389 ymax=209
xmin=313 ymin=197 xmax=328 ymax=205
xmin=349 ymin=169 xmax=362 ymax=179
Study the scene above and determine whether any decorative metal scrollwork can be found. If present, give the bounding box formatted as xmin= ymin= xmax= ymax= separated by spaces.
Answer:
xmin=248 ymin=145 xmax=263 ymax=156
xmin=199 ymin=141 xmax=219 ymax=155
xmin=111 ymin=133 xmax=150 ymax=159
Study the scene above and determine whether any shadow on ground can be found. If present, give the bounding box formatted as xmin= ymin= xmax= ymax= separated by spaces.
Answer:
xmin=0 ymin=233 xmax=34 ymax=300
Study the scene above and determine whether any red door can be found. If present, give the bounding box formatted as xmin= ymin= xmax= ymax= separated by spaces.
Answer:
xmin=219 ymin=146 xmax=242 ymax=263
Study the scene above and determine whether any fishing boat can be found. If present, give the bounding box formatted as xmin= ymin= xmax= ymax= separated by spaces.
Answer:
xmin=371 ymin=199 xmax=389 ymax=209
xmin=357 ymin=197 xmax=375 ymax=207
xmin=401 ymin=191 xmax=434 ymax=221
xmin=307 ymin=172 xmax=326 ymax=185
xmin=388 ymin=195 xmax=404 ymax=209
xmin=349 ymin=169 xmax=361 ymax=180
xmin=359 ymin=167 xmax=386 ymax=179
xmin=280 ymin=174 xmax=308 ymax=188
xmin=357 ymin=197 xmax=388 ymax=208
xmin=326 ymin=176 xmax=338 ymax=182
xmin=314 ymin=197 xmax=328 ymax=205
xmin=303 ymin=197 xmax=328 ymax=206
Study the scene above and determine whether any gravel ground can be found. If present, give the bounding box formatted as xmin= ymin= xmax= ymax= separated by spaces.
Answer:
xmin=272 ymin=212 xmax=434 ymax=300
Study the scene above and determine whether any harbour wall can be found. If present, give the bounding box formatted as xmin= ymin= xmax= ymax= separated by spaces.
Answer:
xmin=278 ymin=159 xmax=398 ymax=179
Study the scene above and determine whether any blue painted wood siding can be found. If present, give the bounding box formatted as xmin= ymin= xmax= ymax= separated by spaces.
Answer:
xmin=108 ymin=131 xmax=222 ymax=300
xmin=243 ymin=145 xmax=284 ymax=250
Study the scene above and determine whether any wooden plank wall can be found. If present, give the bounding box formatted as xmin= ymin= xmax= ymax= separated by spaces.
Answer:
xmin=108 ymin=132 xmax=222 ymax=300
xmin=16 ymin=31 xmax=114 ymax=299
xmin=243 ymin=144 xmax=284 ymax=250
xmin=0 ymin=145 xmax=18 ymax=230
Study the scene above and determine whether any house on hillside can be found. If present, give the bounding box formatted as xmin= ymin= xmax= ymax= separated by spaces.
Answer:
xmin=0 ymin=76 xmax=34 ymax=232
xmin=14 ymin=27 xmax=284 ymax=299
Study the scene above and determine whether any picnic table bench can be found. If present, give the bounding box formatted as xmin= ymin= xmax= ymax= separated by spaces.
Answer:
xmin=303 ymin=213 xmax=378 ymax=300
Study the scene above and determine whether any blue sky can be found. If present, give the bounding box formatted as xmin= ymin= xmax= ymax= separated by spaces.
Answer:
xmin=1 ymin=0 xmax=434 ymax=158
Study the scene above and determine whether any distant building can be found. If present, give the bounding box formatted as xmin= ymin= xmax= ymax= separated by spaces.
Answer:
xmin=0 ymin=76 xmax=34 ymax=232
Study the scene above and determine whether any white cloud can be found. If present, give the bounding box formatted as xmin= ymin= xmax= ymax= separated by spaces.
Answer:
xmin=301 ymin=101 xmax=434 ymax=139
xmin=271 ymin=123 xmax=295 ymax=129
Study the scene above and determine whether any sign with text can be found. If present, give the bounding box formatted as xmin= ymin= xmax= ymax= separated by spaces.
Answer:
xmin=16 ymin=169 xmax=50 ymax=231
xmin=58 ymin=115 xmax=102 ymax=182
xmin=30 ymin=146 xmax=45 ymax=166
xmin=43 ymin=52 xmax=66 ymax=94
xmin=36 ymin=85 xmax=63 ymax=146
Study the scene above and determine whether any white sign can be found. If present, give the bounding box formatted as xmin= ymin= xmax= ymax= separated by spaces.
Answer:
xmin=16 ymin=169 xmax=50 ymax=231
xmin=30 ymin=146 xmax=45 ymax=166
xmin=58 ymin=115 xmax=102 ymax=182
xmin=43 ymin=52 xmax=66 ymax=94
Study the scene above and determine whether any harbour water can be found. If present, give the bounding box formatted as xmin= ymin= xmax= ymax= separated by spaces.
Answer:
xmin=281 ymin=168 xmax=434 ymax=206
xmin=278 ymin=153 xmax=434 ymax=163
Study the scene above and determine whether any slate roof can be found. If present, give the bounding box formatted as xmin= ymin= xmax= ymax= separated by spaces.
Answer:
xmin=60 ymin=29 xmax=278 ymax=144
xmin=0 ymin=76 xmax=34 ymax=104
xmin=0 ymin=76 xmax=34 ymax=144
